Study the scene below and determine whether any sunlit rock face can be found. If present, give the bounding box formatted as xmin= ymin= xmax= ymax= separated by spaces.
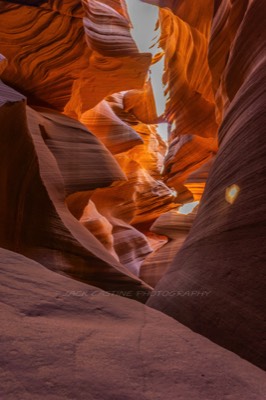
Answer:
xmin=162 ymin=134 xmax=217 ymax=192
xmin=142 ymin=0 xmax=219 ymax=196
xmin=0 ymin=80 xmax=151 ymax=298
xmin=150 ymin=0 xmax=217 ymax=137
xmin=184 ymin=158 xmax=215 ymax=201
xmin=0 ymin=0 xmax=151 ymax=113
xmin=1 ymin=247 xmax=266 ymax=399
xmin=147 ymin=0 xmax=266 ymax=369
xmin=80 ymin=99 xmax=143 ymax=154
xmin=1 ymin=0 xmax=165 ymax=297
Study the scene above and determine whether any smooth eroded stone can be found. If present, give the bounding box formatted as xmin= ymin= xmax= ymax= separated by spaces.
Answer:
xmin=163 ymin=134 xmax=217 ymax=190
xmin=123 ymin=79 xmax=158 ymax=124
xmin=141 ymin=206 xmax=198 ymax=287
xmin=144 ymin=0 xmax=218 ymax=138
xmin=80 ymin=99 xmax=143 ymax=154
xmin=0 ymin=0 xmax=151 ymax=113
xmin=1 ymin=247 xmax=266 ymax=399
xmin=150 ymin=207 xmax=198 ymax=240
xmin=184 ymin=158 xmax=215 ymax=201
xmin=31 ymin=107 xmax=126 ymax=194
xmin=147 ymin=0 xmax=266 ymax=369
xmin=0 ymin=81 xmax=150 ymax=298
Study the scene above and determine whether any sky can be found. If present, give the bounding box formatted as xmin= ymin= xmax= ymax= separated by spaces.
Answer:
xmin=125 ymin=0 xmax=168 ymax=140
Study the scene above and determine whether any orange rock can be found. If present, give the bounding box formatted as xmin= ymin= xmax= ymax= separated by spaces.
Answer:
xmin=0 ymin=81 xmax=150 ymax=297
xmin=0 ymin=1 xmax=151 ymax=114
xmin=123 ymin=78 xmax=159 ymax=124
xmin=80 ymin=99 xmax=143 ymax=154
xmin=150 ymin=1 xmax=218 ymax=138
xmin=147 ymin=0 xmax=266 ymax=369
xmin=163 ymin=134 xmax=217 ymax=190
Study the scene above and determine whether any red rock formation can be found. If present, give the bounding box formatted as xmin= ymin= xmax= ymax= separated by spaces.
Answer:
xmin=141 ymin=206 xmax=198 ymax=287
xmin=1 ymin=247 xmax=266 ymax=399
xmin=147 ymin=0 xmax=266 ymax=369
xmin=184 ymin=158 xmax=215 ymax=201
xmin=0 ymin=80 xmax=150 ymax=297
xmin=153 ymin=0 xmax=218 ymax=138
xmin=142 ymin=0 xmax=219 ymax=194
xmin=80 ymin=99 xmax=143 ymax=154
xmin=0 ymin=0 xmax=151 ymax=114
xmin=1 ymin=2 xmax=265 ymax=393
xmin=123 ymin=78 xmax=159 ymax=124
xmin=163 ymin=134 xmax=217 ymax=191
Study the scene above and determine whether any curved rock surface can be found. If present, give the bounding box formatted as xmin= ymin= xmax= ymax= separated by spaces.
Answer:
xmin=163 ymin=134 xmax=217 ymax=191
xmin=153 ymin=0 xmax=218 ymax=138
xmin=1 ymin=1 xmax=265 ymax=393
xmin=80 ymin=99 xmax=143 ymax=154
xmin=147 ymin=0 xmax=266 ymax=369
xmin=0 ymin=81 xmax=150 ymax=297
xmin=141 ymin=207 xmax=197 ymax=287
xmin=123 ymin=78 xmax=158 ymax=124
xmin=0 ymin=0 xmax=151 ymax=114
xmin=184 ymin=158 xmax=215 ymax=201
xmin=1 ymin=247 xmax=266 ymax=399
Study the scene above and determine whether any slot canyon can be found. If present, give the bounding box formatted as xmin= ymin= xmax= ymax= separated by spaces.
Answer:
xmin=0 ymin=0 xmax=265 ymax=398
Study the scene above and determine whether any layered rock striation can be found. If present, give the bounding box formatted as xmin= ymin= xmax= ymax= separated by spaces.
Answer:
xmin=147 ymin=0 xmax=266 ymax=370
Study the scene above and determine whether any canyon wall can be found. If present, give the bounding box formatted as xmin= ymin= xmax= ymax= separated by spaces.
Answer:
xmin=0 ymin=0 xmax=158 ymax=298
xmin=0 ymin=0 xmax=265 ymax=380
xmin=146 ymin=0 xmax=266 ymax=370
xmin=1 ymin=247 xmax=266 ymax=398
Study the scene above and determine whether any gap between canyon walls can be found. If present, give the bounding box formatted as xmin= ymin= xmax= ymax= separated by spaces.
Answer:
xmin=0 ymin=0 xmax=218 ymax=299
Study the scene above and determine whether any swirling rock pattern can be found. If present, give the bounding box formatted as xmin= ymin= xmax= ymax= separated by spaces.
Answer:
xmin=153 ymin=0 xmax=217 ymax=138
xmin=150 ymin=207 xmax=197 ymax=240
xmin=110 ymin=216 xmax=152 ymax=276
xmin=142 ymin=0 xmax=219 ymax=194
xmin=123 ymin=79 xmax=159 ymax=124
xmin=0 ymin=81 xmax=150 ymax=297
xmin=32 ymin=107 xmax=126 ymax=195
xmin=89 ymin=157 xmax=177 ymax=227
xmin=79 ymin=200 xmax=119 ymax=261
xmin=83 ymin=0 xmax=139 ymax=56
xmin=140 ymin=237 xmax=184 ymax=288
xmin=1 ymin=247 xmax=266 ymax=399
xmin=1 ymin=2 xmax=265 ymax=394
xmin=163 ymin=134 xmax=217 ymax=191
xmin=0 ymin=0 xmax=151 ymax=114
xmin=140 ymin=207 xmax=197 ymax=287
xmin=79 ymin=201 xmax=152 ymax=276
xmin=147 ymin=0 xmax=266 ymax=369
xmin=80 ymin=99 xmax=143 ymax=154
xmin=184 ymin=158 xmax=215 ymax=201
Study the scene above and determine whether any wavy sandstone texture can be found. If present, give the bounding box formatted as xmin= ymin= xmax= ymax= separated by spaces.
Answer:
xmin=0 ymin=0 xmax=151 ymax=114
xmin=142 ymin=0 xmax=219 ymax=196
xmin=140 ymin=207 xmax=198 ymax=287
xmin=147 ymin=0 xmax=266 ymax=370
xmin=0 ymin=1 xmax=265 ymax=397
xmin=0 ymin=0 xmax=184 ymax=300
xmin=1 ymin=0 xmax=168 ymax=296
xmin=1 ymin=247 xmax=266 ymax=399
xmin=0 ymin=80 xmax=151 ymax=297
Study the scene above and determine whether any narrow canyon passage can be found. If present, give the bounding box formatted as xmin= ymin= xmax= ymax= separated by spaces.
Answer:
xmin=0 ymin=0 xmax=265 ymax=398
